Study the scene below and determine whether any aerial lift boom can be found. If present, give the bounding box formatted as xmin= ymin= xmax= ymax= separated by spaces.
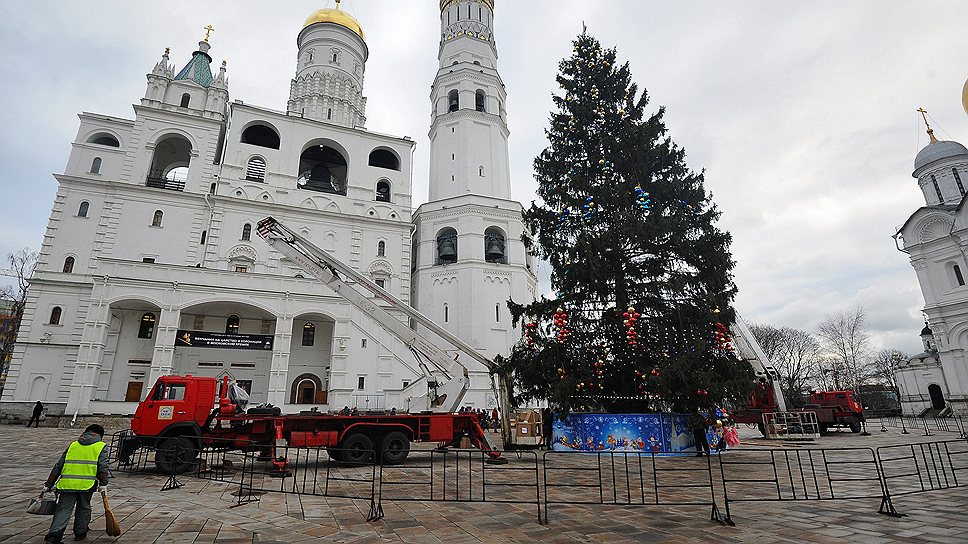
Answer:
xmin=257 ymin=217 xmax=516 ymax=446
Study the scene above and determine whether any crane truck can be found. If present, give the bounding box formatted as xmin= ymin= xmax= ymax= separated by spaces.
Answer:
xmin=729 ymin=314 xmax=865 ymax=434
xmin=120 ymin=216 xmax=518 ymax=473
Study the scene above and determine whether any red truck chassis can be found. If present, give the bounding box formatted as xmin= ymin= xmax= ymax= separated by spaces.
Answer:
xmin=122 ymin=375 xmax=500 ymax=473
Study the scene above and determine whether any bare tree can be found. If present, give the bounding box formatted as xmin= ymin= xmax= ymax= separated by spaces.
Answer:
xmin=0 ymin=248 xmax=37 ymax=396
xmin=750 ymin=324 xmax=822 ymax=407
xmin=816 ymin=306 xmax=872 ymax=392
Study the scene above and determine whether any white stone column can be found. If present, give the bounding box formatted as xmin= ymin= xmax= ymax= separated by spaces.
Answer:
xmin=66 ymin=281 xmax=111 ymax=415
xmin=147 ymin=307 xmax=181 ymax=388
xmin=268 ymin=314 xmax=294 ymax=407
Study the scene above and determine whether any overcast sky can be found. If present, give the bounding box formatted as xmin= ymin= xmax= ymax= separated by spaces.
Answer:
xmin=1 ymin=1 xmax=966 ymax=355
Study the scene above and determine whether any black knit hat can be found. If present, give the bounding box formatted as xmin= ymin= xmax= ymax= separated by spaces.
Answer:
xmin=84 ymin=424 xmax=105 ymax=437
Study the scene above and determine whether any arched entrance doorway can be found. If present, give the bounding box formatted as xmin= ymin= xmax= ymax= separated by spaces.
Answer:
xmin=290 ymin=373 xmax=324 ymax=405
xmin=928 ymin=384 xmax=945 ymax=410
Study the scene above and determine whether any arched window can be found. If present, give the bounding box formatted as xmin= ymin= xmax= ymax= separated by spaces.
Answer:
xmin=436 ymin=227 xmax=458 ymax=265
xmin=138 ymin=312 xmax=156 ymax=339
xmin=955 ymin=265 xmax=965 ymax=287
xmin=369 ymin=149 xmax=400 ymax=171
xmin=242 ymin=223 xmax=252 ymax=241
xmin=448 ymin=90 xmax=460 ymax=112
xmin=225 ymin=315 xmax=240 ymax=335
xmin=298 ymin=143 xmax=348 ymax=195
xmin=200 ymin=230 xmax=207 ymax=244
xmin=240 ymin=124 xmax=280 ymax=149
xmin=90 ymin=157 xmax=102 ymax=174
xmin=479 ymin=165 xmax=485 ymax=177
xmin=88 ymin=133 xmax=120 ymax=147
xmin=376 ymin=180 xmax=391 ymax=202
xmin=151 ymin=210 xmax=164 ymax=227
xmin=444 ymin=304 xmax=449 ymax=323
xmin=302 ymin=322 xmax=316 ymax=346
xmin=327 ymin=108 xmax=333 ymax=120
xmin=245 ymin=157 xmax=267 ymax=181
xmin=496 ymin=303 xmax=500 ymax=323
xmin=954 ymin=168 xmax=965 ymax=196
xmin=484 ymin=226 xmax=507 ymax=264
xmin=147 ymin=135 xmax=192 ymax=191
xmin=63 ymin=256 xmax=75 ymax=274
xmin=180 ymin=93 xmax=191 ymax=108
xmin=378 ymin=241 xmax=386 ymax=257
xmin=77 ymin=201 xmax=90 ymax=218
xmin=475 ymin=90 xmax=486 ymax=112
xmin=49 ymin=307 xmax=62 ymax=325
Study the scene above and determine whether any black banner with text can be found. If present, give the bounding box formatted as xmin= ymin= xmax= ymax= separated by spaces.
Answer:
xmin=174 ymin=330 xmax=274 ymax=351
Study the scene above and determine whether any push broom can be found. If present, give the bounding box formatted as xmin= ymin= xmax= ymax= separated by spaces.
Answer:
xmin=100 ymin=490 xmax=122 ymax=537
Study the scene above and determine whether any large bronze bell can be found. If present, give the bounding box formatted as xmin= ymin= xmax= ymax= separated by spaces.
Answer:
xmin=485 ymin=236 xmax=505 ymax=263
xmin=438 ymin=236 xmax=457 ymax=263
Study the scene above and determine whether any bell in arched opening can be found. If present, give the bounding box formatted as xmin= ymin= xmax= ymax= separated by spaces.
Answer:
xmin=484 ymin=227 xmax=506 ymax=264
xmin=437 ymin=228 xmax=458 ymax=264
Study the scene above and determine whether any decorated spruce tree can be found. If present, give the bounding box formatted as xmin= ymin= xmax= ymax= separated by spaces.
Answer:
xmin=505 ymin=32 xmax=752 ymax=415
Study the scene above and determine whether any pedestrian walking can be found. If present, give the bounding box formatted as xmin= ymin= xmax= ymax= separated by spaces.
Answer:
xmin=26 ymin=400 xmax=44 ymax=428
xmin=689 ymin=411 xmax=710 ymax=457
xmin=43 ymin=424 xmax=111 ymax=543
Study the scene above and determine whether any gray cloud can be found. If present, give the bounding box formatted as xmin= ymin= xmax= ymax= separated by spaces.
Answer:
xmin=2 ymin=0 xmax=965 ymax=355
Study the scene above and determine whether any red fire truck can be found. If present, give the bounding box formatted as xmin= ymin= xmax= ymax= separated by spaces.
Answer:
xmin=127 ymin=374 xmax=496 ymax=473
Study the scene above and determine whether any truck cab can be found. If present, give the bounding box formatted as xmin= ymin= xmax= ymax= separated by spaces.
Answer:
xmin=131 ymin=375 xmax=216 ymax=437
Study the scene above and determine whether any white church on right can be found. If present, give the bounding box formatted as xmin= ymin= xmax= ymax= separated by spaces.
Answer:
xmin=894 ymin=98 xmax=968 ymax=416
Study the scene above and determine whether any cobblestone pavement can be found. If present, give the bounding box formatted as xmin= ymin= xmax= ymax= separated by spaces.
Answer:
xmin=2 ymin=424 xmax=967 ymax=543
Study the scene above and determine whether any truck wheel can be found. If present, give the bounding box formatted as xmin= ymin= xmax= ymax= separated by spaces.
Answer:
xmin=846 ymin=417 xmax=861 ymax=433
xmin=819 ymin=424 xmax=829 ymax=435
xmin=757 ymin=422 xmax=767 ymax=437
xmin=155 ymin=437 xmax=197 ymax=474
xmin=380 ymin=432 xmax=410 ymax=465
xmin=341 ymin=433 xmax=374 ymax=465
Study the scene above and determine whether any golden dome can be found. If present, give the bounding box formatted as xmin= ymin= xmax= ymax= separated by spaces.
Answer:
xmin=303 ymin=7 xmax=365 ymax=41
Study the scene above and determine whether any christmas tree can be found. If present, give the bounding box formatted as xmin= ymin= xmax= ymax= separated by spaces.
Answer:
xmin=505 ymin=32 xmax=753 ymax=415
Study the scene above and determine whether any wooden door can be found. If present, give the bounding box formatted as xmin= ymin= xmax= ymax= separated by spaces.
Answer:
xmin=125 ymin=381 xmax=144 ymax=402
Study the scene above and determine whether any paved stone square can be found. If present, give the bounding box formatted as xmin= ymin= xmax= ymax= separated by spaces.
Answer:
xmin=2 ymin=423 xmax=967 ymax=543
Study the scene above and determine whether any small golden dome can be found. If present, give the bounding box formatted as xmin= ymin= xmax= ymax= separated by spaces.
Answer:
xmin=303 ymin=7 xmax=365 ymax=42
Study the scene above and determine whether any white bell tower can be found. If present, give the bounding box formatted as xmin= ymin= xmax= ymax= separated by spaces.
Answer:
xmin=411 ymin=0 xmax=537 ymax=408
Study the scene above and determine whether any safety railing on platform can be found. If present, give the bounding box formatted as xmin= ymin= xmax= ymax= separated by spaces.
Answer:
xmin=542 ymin=451 xmax=726 ymax=525
xmin=762 ymin=411 xmax=820 ymax=440
xmin=716 ymin=447 xmax=890 ymax=524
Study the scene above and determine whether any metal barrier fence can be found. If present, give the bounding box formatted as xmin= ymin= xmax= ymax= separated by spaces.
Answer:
xmin=873 ymin=415 xmax=968 ymax=438
xmin=377 ymin=449 xmax=541 ymax=522
xmin=542 ymin=451 xmax=725 ymax=525
xmin=876 ymin=439 xmax=968 ymax=515
xmin=106 ymin=431 xmax=968 ymax=527
xmin=717 ymin=447 xmax=889 ymax=525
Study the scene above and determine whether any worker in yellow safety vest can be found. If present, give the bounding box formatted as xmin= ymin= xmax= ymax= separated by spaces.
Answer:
xmin=42 ymin=424 xmax=110 ymax=544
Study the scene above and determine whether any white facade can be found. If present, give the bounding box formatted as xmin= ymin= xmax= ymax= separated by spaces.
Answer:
xmin=2 ymin=2 xmax=535 ymax=417
xmin=895 ymin=121 xmax=968 ymax=415
xmin=2 ymin=10 xmax=426 ymax=416
xmin=412 ymin=0 xmax=538 ymax=408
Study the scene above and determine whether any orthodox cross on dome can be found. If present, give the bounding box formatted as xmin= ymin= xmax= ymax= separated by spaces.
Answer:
xmin=918 ymin=107 xmax=939 ymax=143
xmin=335 ymin=0 xmax=342 ymax=9
xmin=203 ymin=25 xmax=215 ymax=43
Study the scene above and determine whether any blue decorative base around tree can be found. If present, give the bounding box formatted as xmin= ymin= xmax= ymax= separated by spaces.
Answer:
xmin=551 ymin=413 xmax=695 ymax=453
